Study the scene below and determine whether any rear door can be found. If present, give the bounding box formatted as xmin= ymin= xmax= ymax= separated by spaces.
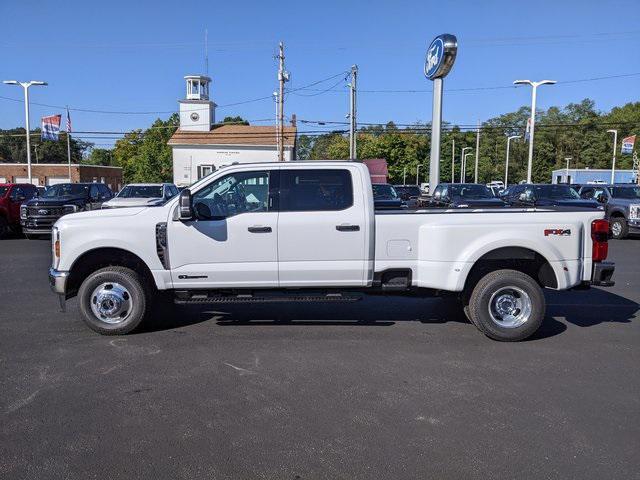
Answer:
xmin=277 ymin=167 xmax=367 ymax=287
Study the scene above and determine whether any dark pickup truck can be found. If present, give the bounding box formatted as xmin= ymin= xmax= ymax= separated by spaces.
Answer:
xmin=21 ymin=182 xmax=113 ymax=237
xmin=501 ymin=184 xmax=601 ymax=210
xmin=430 ymin=183 xmax=506 ymax=208
xmin=579 ymin=184 xmax=640 ymax=239
xmin=0 ymin=183 xmax=38 ymax=238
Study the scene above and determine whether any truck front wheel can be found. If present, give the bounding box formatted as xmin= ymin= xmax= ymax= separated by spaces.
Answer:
xmin=78 ymin=266 xmax=148 ymax=335
xmin=467 ymin=269 xmax=545 ymax=342
xmin=610 ymin=217 xmax=628 ymax=239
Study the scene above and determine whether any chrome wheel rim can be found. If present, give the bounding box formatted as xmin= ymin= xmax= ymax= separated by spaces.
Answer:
xmin=90 ymin=282 xmax=133 ymax=324
xmin=488 ymin=286 xmax=532 ymax=329
xmin=611 ymin=221 xmax=622 ymax=237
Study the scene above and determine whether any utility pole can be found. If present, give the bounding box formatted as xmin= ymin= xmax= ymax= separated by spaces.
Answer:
xmin=348 ymin=65 xmax=358 ymax=160
xmin=564 ymin=156 xmax=572 ymax=184
xmin=607 ymin=129 xmax=618 ymax=184
xmin=66 ymin=106 xmax=72 ymax=181
xmin=451 ymin=138 xmax=455 ymax=182
xmin=403 ymin=166 xmax=407 ymax=185
xmin=416 ymin=164 xmax=422 ymax=186
xmin=277 ymin=42 xmax=289 ymax=161
xmin=474 ymin=120 xmax=480 ymax=183
xmin=273 ymin=91 xmax=279 ymax=161
xmin=204 ymin=29 xmax=209 ymax=74
xmin=460 ymin=147 xmax=472 ymax=183
xmin=34 ymin=144 xmax=39 ymax=163
xmin=3 ymin=80 xmax=47 ymax=184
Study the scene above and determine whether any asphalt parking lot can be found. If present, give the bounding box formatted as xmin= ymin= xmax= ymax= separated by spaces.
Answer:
xmin=1 ymin=237 xmax=639 ymax=479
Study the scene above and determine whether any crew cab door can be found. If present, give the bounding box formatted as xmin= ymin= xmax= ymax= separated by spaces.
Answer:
xmin=277 ymin=167 xmax=367 ymax=287
xmin=168 ymin=169 xmax=278 ymax=288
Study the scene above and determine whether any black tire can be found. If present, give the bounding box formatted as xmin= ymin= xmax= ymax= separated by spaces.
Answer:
xmin=610 ymin=217 xmax=628 ymax=240
xmin=78 ymin=266 xmax=149 ymax=335
xmin=467 ymin=269 xmax=545 ymax=342
xmin=0 ymin=217 xmax=8 ymax=239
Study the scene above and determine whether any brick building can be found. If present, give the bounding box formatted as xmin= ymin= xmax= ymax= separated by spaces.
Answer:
xmin=0 ymin=163 xmax=123 ymax=191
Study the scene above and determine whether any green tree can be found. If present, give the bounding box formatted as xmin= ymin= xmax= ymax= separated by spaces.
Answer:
xmin=86 ymin=148 xmax=114 ymax=166
xmin=221 ymin=116 xmax=249 ymax=125
xmin=0 ymin=129 xmax=91 ymax=163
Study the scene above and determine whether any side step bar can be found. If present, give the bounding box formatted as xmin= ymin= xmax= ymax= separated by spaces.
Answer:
xmin=174 ymin=290 xmax=363 ymax=304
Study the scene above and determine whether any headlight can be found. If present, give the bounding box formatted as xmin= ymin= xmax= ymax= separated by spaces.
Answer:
xmin=20 ymin=205 xmax=27 ymax=220
xmin=63 ymin=204 xmax=78 ymax=214
xmin=52 ymin=227 xmax=61 ymax=269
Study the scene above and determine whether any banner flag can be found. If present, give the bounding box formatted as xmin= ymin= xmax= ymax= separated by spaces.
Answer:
xmin=621 ymin=135 xmax=635 ymax=155
xmin=41 ymin=114 xmax=62 ymax=141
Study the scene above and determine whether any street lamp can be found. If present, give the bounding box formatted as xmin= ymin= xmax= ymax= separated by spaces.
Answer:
xmin=416 ymin=164 xmax=423 ymax=186
xmin=505 ymin=135 xmax=521 ymax=187
xmin=607 ymin=129 xmax=618 ymax=184
xmin=451 ymin=138 xmax=455 ymax=182
xmin=565 ymin=156 xmax=572 ymax=184
xmin=460 ymin=147 xmax=472 ymax=183
xmin=463 ymin=153 xmax=473 ymax=182
xmin=513 ymin=79 xmax=556 ymax=183
xmin=3 ymin=80 xmax=48 ymax=184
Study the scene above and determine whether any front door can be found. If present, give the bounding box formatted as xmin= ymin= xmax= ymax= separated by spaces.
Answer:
xmin=168 ymin=169 xmax=278 ymax=288
xmin=277 ymin=167 xmax=367 ymax=287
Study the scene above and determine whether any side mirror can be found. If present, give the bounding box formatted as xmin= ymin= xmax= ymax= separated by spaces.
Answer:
xmin=178 ymin=189 xmax=193 ymax=220
xmin=596 ymin=194 xmax=606 ymax=203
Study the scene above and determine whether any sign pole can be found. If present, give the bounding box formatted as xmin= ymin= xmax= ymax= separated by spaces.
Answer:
xmin=429 ymin=78 xmax=443 ymax=194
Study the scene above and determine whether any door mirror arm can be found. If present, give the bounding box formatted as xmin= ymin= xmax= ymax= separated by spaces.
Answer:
xmin=178 ymin=189 xmax=193 ymax=220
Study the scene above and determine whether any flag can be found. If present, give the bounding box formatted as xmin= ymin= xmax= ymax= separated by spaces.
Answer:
xmin=66 ymin=107 xmax=72 ymax=133
xmin=41 ymin=114 xmax=62 ymax=141
xmin=524 ymin=117 xmax=531 ymax=142
xmin=621 ymin=135 xmax=635 ymax=155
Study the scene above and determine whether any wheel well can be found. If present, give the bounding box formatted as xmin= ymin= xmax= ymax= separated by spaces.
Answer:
xmin=66 ymin=248 xmax=155 ymax=298
xmin=463 ymin=247 xmax=557 ymax=296
xmin=610 ymin=211 xmax=625 ymax=218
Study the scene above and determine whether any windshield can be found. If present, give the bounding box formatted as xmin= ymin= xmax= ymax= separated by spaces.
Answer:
xmin=449 ymin=184 xmax=493 ymax=199
xmin=42 ymin=184 xmax=89 ymax=198
xmin=117 ymin=185 xmax=163 ymax=199
xmin=372 ymin=184 xmax=398 ymax=200
xmin=611 ymin=186 xmax=640 ymax=199
xmin=0 ymin=187 xmax=8 ymax=197
xmin=533 ymin=185 xmax=580 ymax=200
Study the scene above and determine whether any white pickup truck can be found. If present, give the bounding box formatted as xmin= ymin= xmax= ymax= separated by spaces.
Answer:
xmin=49 ymin=161 xmax=615 ymax=341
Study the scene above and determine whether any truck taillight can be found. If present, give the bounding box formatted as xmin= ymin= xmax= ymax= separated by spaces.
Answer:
xmin=591 ymin=219 xmax=609 ymax=262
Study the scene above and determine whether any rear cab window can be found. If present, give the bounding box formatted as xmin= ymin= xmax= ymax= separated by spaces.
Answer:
xmin=279 ymin=169 xmax=353 ymax=212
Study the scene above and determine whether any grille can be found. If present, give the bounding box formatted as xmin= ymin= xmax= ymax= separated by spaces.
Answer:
xmin=28 ymin=206 xmax=64 ymax=217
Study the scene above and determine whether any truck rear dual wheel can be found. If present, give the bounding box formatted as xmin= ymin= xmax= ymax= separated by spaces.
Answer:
xmin=468 ymin=269 xmax=545 ymax=342
xmin=78 ymin=267 xmax=149 ymax=335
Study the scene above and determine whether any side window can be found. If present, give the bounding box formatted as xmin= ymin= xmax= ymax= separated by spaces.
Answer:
xmin=10 ymin=187 xmax=25 ymax=200
xmin=99 ymin=184 xmax=112 ymax=198
xmin=192 ymin=170 xmax=270 ymax=219
xmin=441 ymin=185 xmax=449 ymax=199
xmin=279 ymin=169 xmax=353 ymax=212
xmin=432 ymin=186 xmax=442 ymax=200
xmin=90 ymin=184 xmax=100 ymax=199
xmin=580 ymin=188 xmax=594 ymax=199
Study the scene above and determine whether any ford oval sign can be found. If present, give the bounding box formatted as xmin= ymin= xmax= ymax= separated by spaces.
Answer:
xmin=424 ymin=34 xmax=458 ymax=80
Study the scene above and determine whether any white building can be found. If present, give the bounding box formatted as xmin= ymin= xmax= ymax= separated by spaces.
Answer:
xmin=169 ymin=75 xmax=296 ymax=186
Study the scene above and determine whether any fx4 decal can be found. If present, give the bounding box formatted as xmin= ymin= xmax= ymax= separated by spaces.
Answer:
xmin=544 ymin=228 xmax=571 ymax=237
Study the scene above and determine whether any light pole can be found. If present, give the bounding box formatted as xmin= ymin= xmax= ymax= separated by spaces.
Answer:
xmin=416 ymin=164 xmax=423 ymax=186
xmin=451 ymin=138 xmax=455 ymax=182
xmin=607 ymin=129 xmax=618 ymax=184
xmin=565 ymin=156 xmax=572 ymax=184
xmin=505 ymin=135 xmax=520 ymax=187
xmin=403 ymin=166 xmax=407 ymax=185
xmin=463 ymin=153 xmax=473 ymax=182
xmin=513 ymin=79 xmax=556 ymax=183
xmin=460 ymin=147 xmax=472 ymax=183
xmin=3 ymin=80 xmax=48 ymax=184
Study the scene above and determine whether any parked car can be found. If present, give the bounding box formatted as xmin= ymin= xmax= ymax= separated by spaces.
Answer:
xmin=49 ymin=161 xmax=614 ymax=342
xmin=102 ymin=183 xmax=179 ymax=209
xmin=372 ymin=183 xmax=405 ymax=209
xmin=0 ymin=183 xmax=38 ymax=238
xmin=486 ymin=180 xmax=505 ymax=191
xmin=501 ymin=184 xmax=601 ymax=209
xmin=579 ymin=184 xmax=640 ymax=239
xmin=394 ymin=185 xmax=428 ymax=208
xmin=21 ymin=182 xmax=113 ymax=237
xmin=430 ymin=183 xmax=506 ymax=208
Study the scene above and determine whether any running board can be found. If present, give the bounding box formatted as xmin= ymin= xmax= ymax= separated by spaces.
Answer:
xmin=173 ymin=290 xmax=363 ymax=304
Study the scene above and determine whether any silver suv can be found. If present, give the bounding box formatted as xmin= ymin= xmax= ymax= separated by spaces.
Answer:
xmin=579 ymin=184 xmax=640 ymax=239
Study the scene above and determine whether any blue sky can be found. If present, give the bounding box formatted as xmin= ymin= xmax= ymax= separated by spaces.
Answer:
xmin=1 ymin=0 xmax=639 ymax=147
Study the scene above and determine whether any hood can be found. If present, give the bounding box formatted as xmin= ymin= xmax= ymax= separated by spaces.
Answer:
xmin=58 ymin=206 xmax=148 ymax=223
xmin=610 ymin=198 xmax=640 ymax=207
xmin=535 ymin=199 xmax=601 ymax=208
xmin=103 ymin=197 xmax=162 ymax=208
xmin=454 ymin=197 xmax=505 ymax=207
xmin=25 ymin=195 xmax=87 ymax=207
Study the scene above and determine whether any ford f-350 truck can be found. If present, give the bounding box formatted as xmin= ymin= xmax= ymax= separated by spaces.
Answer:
xmin=49 ymin=162 xmax=615 ymax=341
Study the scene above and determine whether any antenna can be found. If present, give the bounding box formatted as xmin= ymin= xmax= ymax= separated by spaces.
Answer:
xmin=204 ymin=29 xmax=209 ymax=74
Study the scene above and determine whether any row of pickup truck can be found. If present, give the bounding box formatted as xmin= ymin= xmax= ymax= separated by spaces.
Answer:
xmin=45 ymin=161 xmax=617 ymax=342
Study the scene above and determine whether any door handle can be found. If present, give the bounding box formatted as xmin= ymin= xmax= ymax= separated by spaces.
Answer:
xmin=336 ymin=224 xmax=360 ymax=232
xmin=248 ymin=226 xmax=272 ymax=233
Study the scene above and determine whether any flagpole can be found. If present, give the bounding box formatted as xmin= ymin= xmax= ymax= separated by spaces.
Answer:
xmin=66 ymin=106 xmax=72 ymax=181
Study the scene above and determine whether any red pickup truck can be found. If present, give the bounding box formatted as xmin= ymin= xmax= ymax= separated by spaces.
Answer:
xmin=0 ymin=183 xmax=38 ymax=238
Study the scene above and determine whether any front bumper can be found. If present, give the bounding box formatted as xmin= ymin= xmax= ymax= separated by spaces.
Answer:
xmin=49 ymin=268 xmax=69 ymax=295
xmin=591 ymin=261 xmax=615 ymax=287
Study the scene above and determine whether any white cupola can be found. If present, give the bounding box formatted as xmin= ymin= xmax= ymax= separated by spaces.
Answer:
xmin=179 ymin=75 xmax=216 ymax=131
